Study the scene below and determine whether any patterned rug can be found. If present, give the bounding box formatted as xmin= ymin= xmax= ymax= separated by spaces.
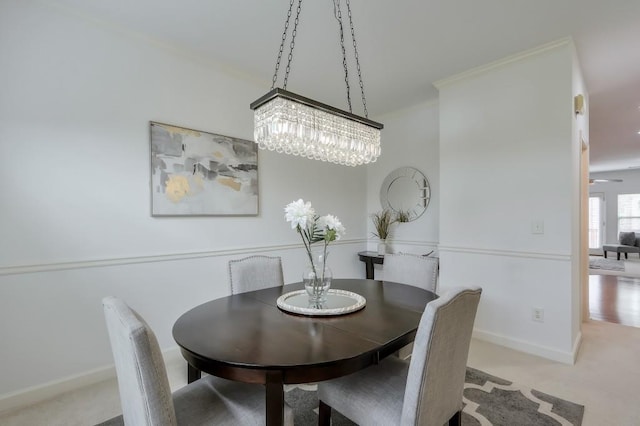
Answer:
xmin=97 ymin=367 xmax=584 ymax=426
xmin=462 ymin=367 xmax=583 ymax=425
xmin=589 ymin=256 xmax=624 ymax=272
xmin=286 ymin=367 xmax=584 ymax=426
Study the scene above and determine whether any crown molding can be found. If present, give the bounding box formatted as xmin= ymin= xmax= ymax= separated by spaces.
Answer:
xmin=434 ymin=37 xmax=573 ymax=89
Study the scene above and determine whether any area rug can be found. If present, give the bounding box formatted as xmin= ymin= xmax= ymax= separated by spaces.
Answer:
xmin=96 ymin=367 xmax=584 ymax=426
xmin=589 ymin=256 xmax=624 ymax=272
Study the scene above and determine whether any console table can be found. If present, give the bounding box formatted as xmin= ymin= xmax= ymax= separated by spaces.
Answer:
xmin=357 ymin=251 xmax=384 ymax=279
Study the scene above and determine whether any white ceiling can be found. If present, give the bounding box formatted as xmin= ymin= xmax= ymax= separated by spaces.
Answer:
xmin=53 ymin=0 xmax=640 ymax=172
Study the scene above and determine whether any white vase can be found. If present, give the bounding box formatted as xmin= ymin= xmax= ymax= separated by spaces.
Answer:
xmin=377 ymin=240 xmax=387 ymax=256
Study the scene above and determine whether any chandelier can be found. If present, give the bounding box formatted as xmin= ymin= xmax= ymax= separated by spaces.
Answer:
xmin=250 ymin=0 xmax=383 ymax=167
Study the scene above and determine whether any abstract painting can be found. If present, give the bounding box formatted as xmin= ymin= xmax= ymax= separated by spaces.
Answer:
xmin=150 ymin=122 xmax=258 ymax=216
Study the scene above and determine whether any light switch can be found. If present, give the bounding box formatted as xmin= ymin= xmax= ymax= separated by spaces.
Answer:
xmin=531 ymin=220 xmax=544 ymax=235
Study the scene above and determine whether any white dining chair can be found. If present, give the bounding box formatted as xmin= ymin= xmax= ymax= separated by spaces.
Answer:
xmin=228 ymin=255 xmax=285 ymax=294
xmin=102 ymin=296 xmax=293 ymax=425
xmin=383 ymin=253 xmax=439 ymax=293
xmin=317 ymin=286 xmax=481 ymax=426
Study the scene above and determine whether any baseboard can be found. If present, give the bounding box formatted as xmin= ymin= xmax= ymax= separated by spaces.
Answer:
xmin=571 ymin=331 xmax=583 ymax=364
xmin=0 ymin=347 xmax=183 ymax=415
xmin=473 ymin=328 xmax=577 ymax=365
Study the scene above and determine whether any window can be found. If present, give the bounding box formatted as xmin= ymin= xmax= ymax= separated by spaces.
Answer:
xmin=618 ymin=194 xmax=640 ymax=233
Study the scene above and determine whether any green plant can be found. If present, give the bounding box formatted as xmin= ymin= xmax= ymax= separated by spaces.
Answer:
xmin=395 ymin=209 xmax=411 ymax=223
xmin=371 ymin=209 xmax=395 ymax=240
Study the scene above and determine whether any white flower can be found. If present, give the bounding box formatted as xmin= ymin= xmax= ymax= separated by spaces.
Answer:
xmin=284 ymin=199 xmax=315 ymax=230
xmin=318 ymin=214 xmax=346 ymax=241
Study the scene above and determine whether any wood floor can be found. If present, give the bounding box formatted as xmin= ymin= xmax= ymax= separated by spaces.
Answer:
xmin=589 ymin=274 xmax=640 ymax=327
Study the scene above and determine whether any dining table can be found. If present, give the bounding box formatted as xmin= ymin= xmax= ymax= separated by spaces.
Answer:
xmin=172 ymin=278 xmax=437 ymax=426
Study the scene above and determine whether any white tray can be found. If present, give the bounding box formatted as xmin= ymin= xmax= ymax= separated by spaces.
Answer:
xmin=276 ymin=289 xmax=366 ymax=316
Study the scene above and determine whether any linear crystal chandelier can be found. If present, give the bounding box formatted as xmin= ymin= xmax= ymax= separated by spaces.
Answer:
xmin=250 ymin=0 xmax=383 ymax=167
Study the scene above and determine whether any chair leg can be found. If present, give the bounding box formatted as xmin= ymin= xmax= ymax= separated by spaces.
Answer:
xmin=617 ymin=253 xmax=621 ymax=260
xmin=604 ymin=251 xmax=608 ymax=258
xmin=318 ymin=400 xmax=331 ymax=426
xmin=448 ymin=410 xmax=462 ymax=426
xmin=625 ymin=253 xmax=629 ymax=259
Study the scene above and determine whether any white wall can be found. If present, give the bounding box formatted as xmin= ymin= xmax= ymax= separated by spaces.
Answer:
xmin=365 ymin=101 xmax=440 ymax=278
xmin=365 ymin=102 xmax=440 ymax=249
xmin=0 ymin=1 xmax=370 ymax=401
xmin=589 ymin=169 xmax=640 ymax=245
xmin=436 ymin=39 xmax=582 ymax=363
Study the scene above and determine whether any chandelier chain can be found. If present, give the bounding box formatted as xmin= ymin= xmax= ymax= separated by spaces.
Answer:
xmin=333 ymin=0 xmax=352 ymax=113
xmin=253 ymin=0 xmax=383 ymax=167
xmin=283 ymin=0 xmax=303 ymax=90
xmin=345 ymin=0 xmax=368 ymax=118
xmin=271 ymin=0 xmax=295 ymax=90
xmin=268 ymin=0 xmax=370 ymax=119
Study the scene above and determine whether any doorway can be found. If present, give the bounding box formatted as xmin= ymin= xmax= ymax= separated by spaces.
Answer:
xmin=588 ymin=193 xmax=605 ymax=256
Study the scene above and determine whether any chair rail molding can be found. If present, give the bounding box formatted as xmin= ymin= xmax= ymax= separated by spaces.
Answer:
xmin=438 ymin=244 xmax=571 ymax=262
xmin=0 ymin=239 xmax=367 ymax=276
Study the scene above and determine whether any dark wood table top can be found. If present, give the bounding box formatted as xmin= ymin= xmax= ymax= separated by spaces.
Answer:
xmin=172 ymin=278 xmax=437 ymax=425
xmin=358 ymin=250 xmax=385 ymax=262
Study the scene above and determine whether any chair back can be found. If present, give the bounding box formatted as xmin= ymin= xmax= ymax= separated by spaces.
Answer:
xmin=103 ymin=296 xmax=177 ymax=426
xmin=401 ymin=287 xmax=481 ymax=426
xmin=383 ymin=253 xmax=439 ymax=293
xmin=229 ymin=255 xmax=285 ymax=294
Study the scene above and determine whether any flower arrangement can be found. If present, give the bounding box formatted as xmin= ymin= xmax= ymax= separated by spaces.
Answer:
xmin=371 ymin=209 xmax=396 ymax=240
xmin=285 ymin=199 xmax=346 ymax=291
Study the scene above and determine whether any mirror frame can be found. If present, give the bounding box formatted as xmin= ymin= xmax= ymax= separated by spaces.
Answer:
xmin=379 ymin=167 xmax=430 ymax=222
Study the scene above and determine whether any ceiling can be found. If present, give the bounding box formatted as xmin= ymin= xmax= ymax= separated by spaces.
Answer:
xmin=53 ymin=0 xmax=640 ymax=172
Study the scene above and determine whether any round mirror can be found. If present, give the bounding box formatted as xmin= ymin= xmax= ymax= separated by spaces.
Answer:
xmin=380 ymin=167 xmax=430 ymax=222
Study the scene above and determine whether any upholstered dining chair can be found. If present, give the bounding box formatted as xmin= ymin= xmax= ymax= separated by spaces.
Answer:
xmin=228 ymin=255 xmax=285 ymax=294
xmin=102 ymin=296 xmax=293 ymax=426
xmin=186 ymin=255 xmax=286 ymax=383
xmin=317 ymin=286 xmax=481 ymax=426
xmin=383 ymin=253 xmax=439 ymax=293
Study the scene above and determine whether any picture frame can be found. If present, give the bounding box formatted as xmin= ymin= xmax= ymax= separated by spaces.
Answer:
xmin=150 ymin=121 xmax=258 ymax=216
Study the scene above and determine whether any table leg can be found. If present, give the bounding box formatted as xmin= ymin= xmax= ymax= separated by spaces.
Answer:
xmin=365 ymin=259 xmax=374 ymax=280
xmin=265 ymin=371 xmax=284 ymax=426
xmin=187 ymin=364 xmax=201 ymax=383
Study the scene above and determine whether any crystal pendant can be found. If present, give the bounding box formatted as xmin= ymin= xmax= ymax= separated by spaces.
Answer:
xmin=251 ymin=89 xmax=382 ymax=167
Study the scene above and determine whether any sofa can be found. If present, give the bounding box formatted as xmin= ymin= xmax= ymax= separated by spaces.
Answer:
xmin=602 ymin=231 xmax=640 ymax=260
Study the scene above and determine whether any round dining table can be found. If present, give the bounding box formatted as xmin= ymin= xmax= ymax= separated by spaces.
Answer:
xmin=172 ymin=278 xmax=437 ymax=426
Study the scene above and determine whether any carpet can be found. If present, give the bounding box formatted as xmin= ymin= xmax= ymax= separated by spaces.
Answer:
xmin=96 ymin=367 xmax=584 ymax=426
xmin=589 ymin=256 xmax=624 ymax=272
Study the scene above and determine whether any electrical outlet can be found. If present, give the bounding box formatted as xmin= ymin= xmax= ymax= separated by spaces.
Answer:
xmin=532 ymin=308 xmax=544 ymax=322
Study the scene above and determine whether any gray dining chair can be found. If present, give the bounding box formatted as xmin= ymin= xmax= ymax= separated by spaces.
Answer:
xmin=317 ymin=286 xmax=481 ymax=426
xmin=187 ymin=255 xmax=286 ymax=384
xmin=102 ymin=296 xmax=293 ymax=426
xmin=383 ymin=253 xmax=439 ymax=293
xmin=228 ymin=255 xmax=285 ymax=294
